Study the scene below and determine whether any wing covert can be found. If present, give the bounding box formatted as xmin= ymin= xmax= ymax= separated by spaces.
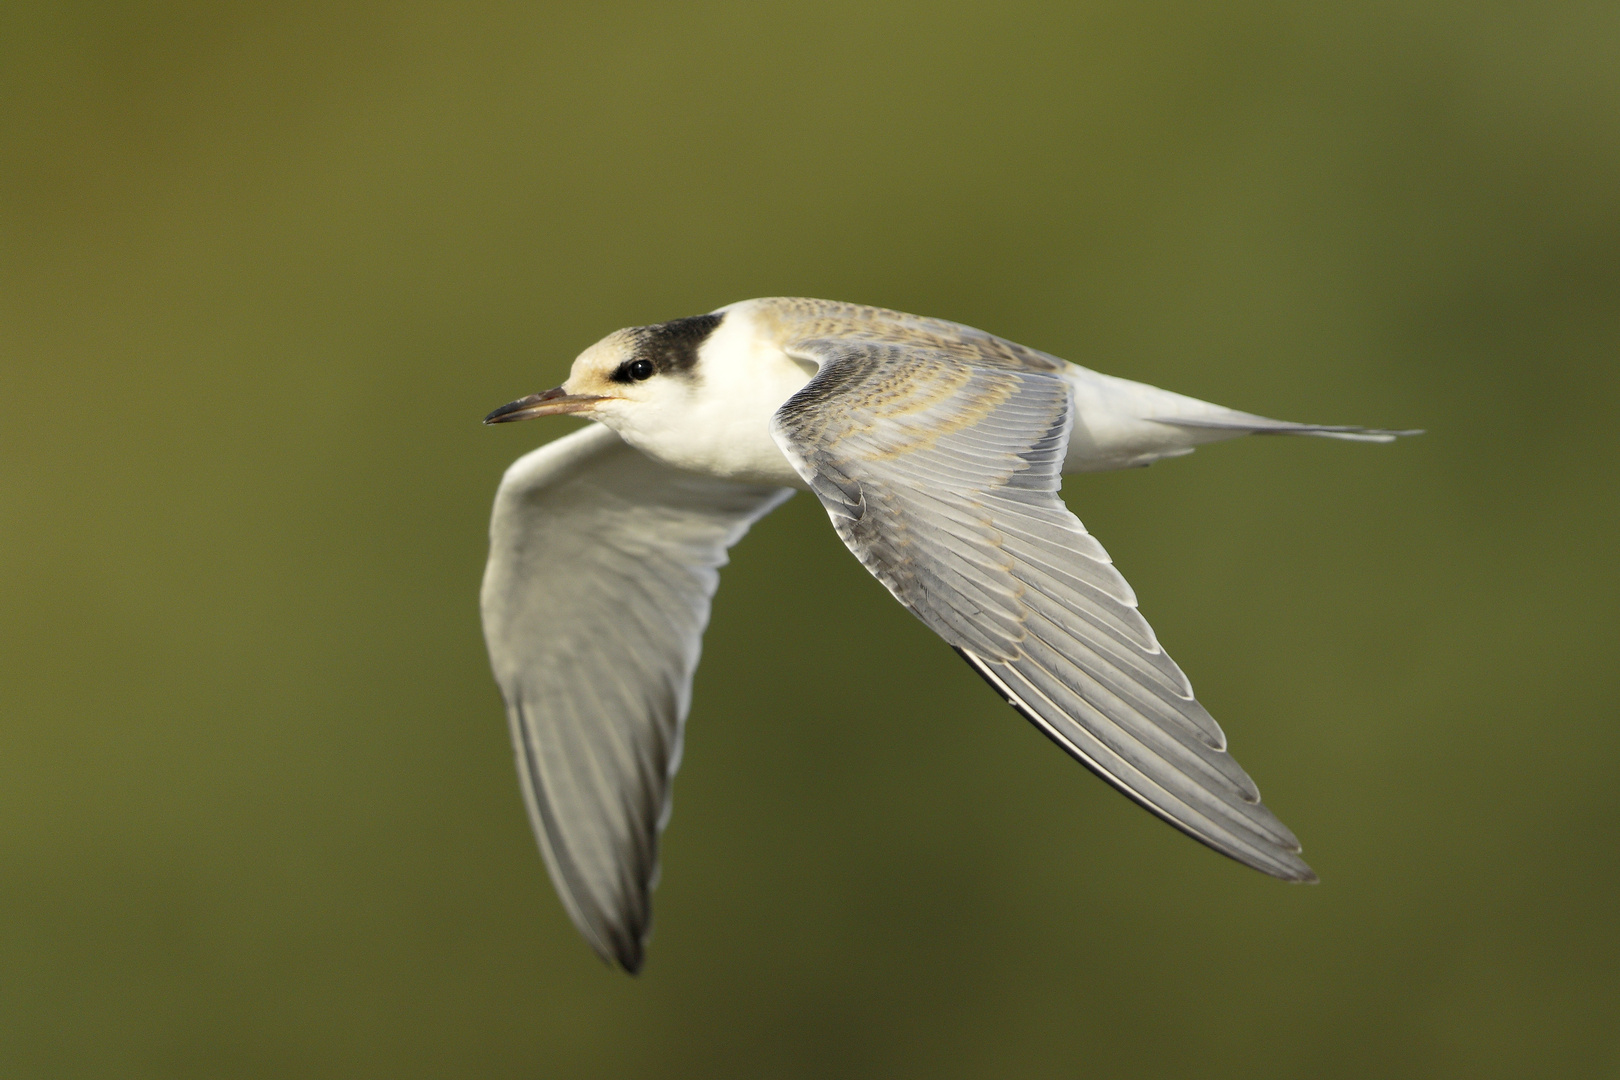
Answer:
xmin=481 ymin=424 xmax=791 ymax=971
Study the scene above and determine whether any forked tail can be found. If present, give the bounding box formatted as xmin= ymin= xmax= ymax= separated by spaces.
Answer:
xmin=1149 ymin=414 xmax=1424 ymax=443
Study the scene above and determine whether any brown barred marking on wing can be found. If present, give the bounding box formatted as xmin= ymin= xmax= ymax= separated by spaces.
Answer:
xmin=747 ymin=297 xmax=1068 ymax=374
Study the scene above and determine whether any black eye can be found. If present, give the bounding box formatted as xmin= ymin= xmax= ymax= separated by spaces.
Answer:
xmin=626 ymin=358 xmax=654 ymax=381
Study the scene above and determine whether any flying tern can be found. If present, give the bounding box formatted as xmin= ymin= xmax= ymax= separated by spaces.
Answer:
xmin=481 ymin=297 xmax=1417 ymax=972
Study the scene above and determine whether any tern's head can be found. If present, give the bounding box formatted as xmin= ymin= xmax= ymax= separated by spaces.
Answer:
xmin=484 ymin=313 xmax=721 ymax=427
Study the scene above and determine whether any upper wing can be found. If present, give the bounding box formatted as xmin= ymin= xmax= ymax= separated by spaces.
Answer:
xmin=481 ymin=424 xmax=792 ymax=971
xmin=739 ymin=296 xmax=1069 ymax=374
xmin=770 ymin=339 xmax=1315 ymax=882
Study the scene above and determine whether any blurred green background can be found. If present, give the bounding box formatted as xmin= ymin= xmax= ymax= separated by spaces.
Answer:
xmin=3 ymin=2 xmax=1617 ymax=1076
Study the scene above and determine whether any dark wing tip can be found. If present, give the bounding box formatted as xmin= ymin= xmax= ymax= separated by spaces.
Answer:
xmin=1262 ymin=857 xmax=1319 ymax=884
xmin=602 ymin=922 xmax=648 ymax=975
xmin=572 ymin=915 xmax=648 ymax=974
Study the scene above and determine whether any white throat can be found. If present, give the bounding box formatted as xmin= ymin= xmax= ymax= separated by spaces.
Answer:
xmin=598 ymin=305 xmax=815 ymax=487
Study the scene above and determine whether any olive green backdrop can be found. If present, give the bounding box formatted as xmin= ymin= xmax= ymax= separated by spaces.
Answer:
xmin=3 ymin=2 xmax=1616 ymax=1077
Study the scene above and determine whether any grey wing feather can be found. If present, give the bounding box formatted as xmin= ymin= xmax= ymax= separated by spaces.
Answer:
xmin=770 ymin=340 xmax=1315 ymax=882
xmin=481 ymin=425 xmax=791 ymax=971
